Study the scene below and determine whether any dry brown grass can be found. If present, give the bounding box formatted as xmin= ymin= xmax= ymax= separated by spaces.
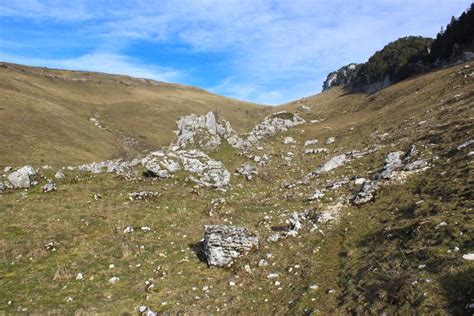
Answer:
xmin=0 ymin=62 xmax=270 ymax=168
xmin=0 ymin=60 xmax=473 ymax=314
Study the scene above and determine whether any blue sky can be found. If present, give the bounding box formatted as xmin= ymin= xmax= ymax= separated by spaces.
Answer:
xmin=0 ymin=1 xmax=471 ymax=105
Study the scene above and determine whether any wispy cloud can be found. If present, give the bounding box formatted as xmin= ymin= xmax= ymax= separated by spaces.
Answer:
xmin=0 ymin=51 xmax=181 ymax=82
xmin=0 ymin=0 xmax=472 ymax=104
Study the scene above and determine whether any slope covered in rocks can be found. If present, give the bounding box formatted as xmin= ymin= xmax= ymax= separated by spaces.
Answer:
xmin=0 ymin=62 xmax=269 ymax=168
xmin=0 ymin=59 xmax=473 ymax=315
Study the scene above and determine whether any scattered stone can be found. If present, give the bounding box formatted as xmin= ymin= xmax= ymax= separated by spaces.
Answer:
xmin=404 ymin=159 xmax=428 ymax=171
xmin=303 ymin=148 xmax=329 ymax=155
xmin=304 ymin=190 xmax=325 ymax=202
xmin=267 ymin=273 xmax=279 ymax=279
xmin=75 ymin=158 xmax=141 ymax=175
xmin=123 ymin=226 xmax=134 ymax=233
xmin=318 ymin=154 xmax=347 ymax=173
xmin=258 ymin=259 xmax=269 ymax=267
xmin=76 ymin=272 xmax=84 ymax=280
xmin=462 ymin=253 xmax=474 ymax=261
xmin=282 ymin=136 xmax=296 ymax=144
xmin=457 ymin=139 xmax=474 ymax=151
xmin=235 ymin=163 xmax=258 ymax=181
xmin=325 ymin=137 xmax=335 ymax=145
xmin=244 ymin=264 xmax=252 ymax=274
xmin=108 ymin=276 xmax=120 ymax=284
xmin=42 ymin=181 xmax=57 ymax=193
xmin=203 ymin=225 xmax=258 ymax=267
xmin=45 ymin=241 xmax=59 ymax=251
xmin=282 ymin=152 xmax=295 ymax=164
xmin=138 ymin=306 xmax=157 ymax=316
xmin=3 ymin=166 xmax=12 ymax=173
xmin=375 ymin=151 xmax=404 ymax=180
xmin=54 ymin=170 xmax=65 ymax=179
xmin=351 ymin=181 xmax=379 ymax=205
xmin=309 ymin=285 xmax=319 ymax=290
xmin=267 ymin=234 xmax=281 ymax=242
xmin=304 ymin=139 xmax=319 ymax=146
xmin=129 ymin=191 xmax=160 ymax=201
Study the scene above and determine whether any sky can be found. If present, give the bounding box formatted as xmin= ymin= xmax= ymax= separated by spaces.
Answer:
xmin=0 ymin=1 xmax=471 ymax=105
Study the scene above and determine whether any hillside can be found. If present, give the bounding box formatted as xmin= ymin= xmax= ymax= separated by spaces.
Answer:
xmin=322 ymin=4 xmax=474 ymax=93
xmin=0 ymin=58 xmax=473 ymax=315
xmin=0 ymin=62 xmax=269 ymax=168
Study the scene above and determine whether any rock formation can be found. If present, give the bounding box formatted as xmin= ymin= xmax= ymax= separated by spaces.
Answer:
xmin=203 ymin=225 xmax=258 ymax=267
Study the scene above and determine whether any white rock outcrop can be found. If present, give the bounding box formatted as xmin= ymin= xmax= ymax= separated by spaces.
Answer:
xmin=143 ymin=149 xmax=231 ymax=189
xmin=173 ymin=112 xmax=243 ymax=150
xmin=203 ymin=225 xmax=258 ymax=267
xmin=242 ymin=112 xmax=305 ymax=149
xmin=7 ymin=165 xmax=36 ymax=189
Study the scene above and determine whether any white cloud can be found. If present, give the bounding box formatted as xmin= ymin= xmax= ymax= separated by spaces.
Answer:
xmin=0 ymin=0 xmax=472 ymax=104
xmin=0 ymin=51 xmax=181 ymax=82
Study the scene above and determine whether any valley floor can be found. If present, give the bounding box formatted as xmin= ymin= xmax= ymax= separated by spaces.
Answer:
xmin=0 ymin=61 xmax=473 ymax=314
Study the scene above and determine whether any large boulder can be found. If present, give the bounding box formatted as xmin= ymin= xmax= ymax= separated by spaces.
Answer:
xmin=203 ymin=225 xmax=258 ymax=267
xmin=7 ymin=165 xmax=36 ymax=189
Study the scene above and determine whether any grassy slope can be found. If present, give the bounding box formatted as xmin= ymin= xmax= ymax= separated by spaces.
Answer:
xmin=0 ymin=61 xmax=473 ymax=314
xmin=0 ymin=62 xmax=270 ymax=168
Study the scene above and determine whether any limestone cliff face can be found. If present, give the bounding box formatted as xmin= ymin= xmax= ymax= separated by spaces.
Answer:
xmin=322 ymin=63 xmax=361 ymax=91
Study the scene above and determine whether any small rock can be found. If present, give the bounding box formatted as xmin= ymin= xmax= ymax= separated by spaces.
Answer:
xmin=76 ymin=272 xmax=84 ymax=280
xmin=108 ymin=276 xmax=120 ymax=284
xmin=304 ymin=139 xmax=318 ymax=146
xmin=123 ymin=226 xmax=134 ymax=233
xmin=235 ymin=163 xmax=258 ymax=181
xmin=129 ymin=191 xmax=160 ymax=201
xmin=54 ymin=170 xmax=65 ymax=179
xmin=258 ymin=259 xmax=268 ymax=267
xmin=282 ymin=136 xmax=296 ymax=144
xmin=42 ymin=181 xmax=57 ymax=193
xmin=244 ymin=264 xmax=252 ymax=274
xmin=267 ymin=273 xmax=279 ymax=278
xmin=325 ymin=137 xmax=335 ymax=145
xmin=462 ymin=253 xmax=474 ymax=261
